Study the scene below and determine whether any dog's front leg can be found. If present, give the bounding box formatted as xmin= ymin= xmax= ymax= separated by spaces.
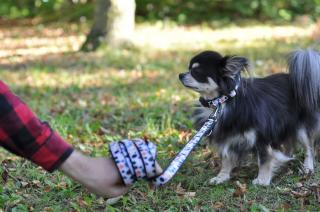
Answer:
xmin=209 ymin=153 xmax=236 ymax=185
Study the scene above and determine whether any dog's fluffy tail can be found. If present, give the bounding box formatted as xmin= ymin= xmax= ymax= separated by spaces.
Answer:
xmin=288 ymin=48 xmax=320 ymax=111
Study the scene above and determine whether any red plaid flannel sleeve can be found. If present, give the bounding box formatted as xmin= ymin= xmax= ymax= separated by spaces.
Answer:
xmin=0 ymin=81 xmax=73 ymax=172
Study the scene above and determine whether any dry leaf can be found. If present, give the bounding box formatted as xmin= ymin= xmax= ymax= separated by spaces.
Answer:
xmin=247 ymin=200 xmax=254 ymax=207
xmin=1 ymin=169 xmax=8 ymax=183
xmin=21 ymin=181 xmax=29 ymax=187
xmin=282 ymin=202 xmax=291 ymax=210
xmin=44 ymin=186 xmax=51 ymax=192
xmin=56 ymin=182 xmax=67 ymax=189
xmin=32 ymin=180 xmax=41 ymax=188
xmin=212 ymin=201 xmax=224 ymax=209
xmin=178 ymin=131 xmax=192 ymax=143
xmin=182 ymin=192 xmax=196 ymax=198
xmin=133 ymin=188 xmax=147 ymax=200
xmin=310 ymin=183 xmax=320 ymax=203
xmin=176 ymin=183 xmax=185 ymax=193
xmin=42 ymin=207 xmax=54 ymax=212
xmin=175 ymin=183 xmax=196 ymax=198
xmin=106 ymin=196 xmax=122 ymax=205
xmin=76 ymin=197 xmax=88 ymax=207
xmin=291 ymin=190 xmax=310 ymax=198
xmin=194 ymin=205 xmax=201 ymax=212
xmin=233 ymin=181 xmax=247 ymax=197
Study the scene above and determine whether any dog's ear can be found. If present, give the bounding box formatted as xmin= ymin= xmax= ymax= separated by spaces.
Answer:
xmin=220 ymin=55 xmax=249 ymax=78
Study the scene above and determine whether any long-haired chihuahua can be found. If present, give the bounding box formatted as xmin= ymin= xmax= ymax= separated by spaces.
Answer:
xmin=179 ymin=49 xmax=320 ymax=185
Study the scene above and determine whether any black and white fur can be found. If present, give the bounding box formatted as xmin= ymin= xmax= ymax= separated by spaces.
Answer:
xmin=179 ymin=49 xmax=320 ymax=186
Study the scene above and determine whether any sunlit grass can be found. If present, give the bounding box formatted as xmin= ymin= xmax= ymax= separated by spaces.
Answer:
xmin=0 ymin=22 xmax=319 ymax=211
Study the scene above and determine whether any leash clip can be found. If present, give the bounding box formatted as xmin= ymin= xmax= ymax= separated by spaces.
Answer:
xmin=206 ymin=129 xmax=214 ymax=137
xmin=206 ymin=105 xmax=221 ymax=136
xmin=209 ymin=104 xmax=221 ymax=119
xmin=207 ymin=100 xmax=217 ymax=109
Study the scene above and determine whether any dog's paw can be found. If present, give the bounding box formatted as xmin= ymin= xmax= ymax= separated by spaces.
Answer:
xmin=209 ymin=175 xmax=230 ymax=185
xmin=252 ymin=178 xmax=270 ymax=186
xmin=300 ymin=167 xmax=314 ymax=175
xmin=303 ymin=163 xmax=314 ymax=175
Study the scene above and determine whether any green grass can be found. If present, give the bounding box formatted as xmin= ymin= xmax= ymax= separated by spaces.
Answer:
xmin=1 ymin=23 xmax=320 ymax=211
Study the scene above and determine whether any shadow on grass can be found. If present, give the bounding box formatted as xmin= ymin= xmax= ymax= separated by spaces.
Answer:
xmin=0 ymin=36 xmax=314 ymax=75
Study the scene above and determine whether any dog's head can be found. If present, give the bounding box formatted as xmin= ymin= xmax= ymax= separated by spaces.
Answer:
xmin=179 ymin=51 xmax=249 ymax=98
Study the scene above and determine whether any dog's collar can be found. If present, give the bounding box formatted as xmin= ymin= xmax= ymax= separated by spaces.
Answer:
xmin=199 ymin=74 xmax=241 ymax=109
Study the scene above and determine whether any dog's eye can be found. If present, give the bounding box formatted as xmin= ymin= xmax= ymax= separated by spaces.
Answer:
xmin=190 ymin=69 xmax=198 ymax=77
xmin=190 ymin=69 xmax=208 ymax=82
xmin=190 ymin=69 xmax=201 ymax=76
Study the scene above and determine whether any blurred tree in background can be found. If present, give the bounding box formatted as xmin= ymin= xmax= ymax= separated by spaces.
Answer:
xmin=81 ymin=0 xmax=136 ymax=52
xmin=1 ymin=0 xmax=320 ymax=51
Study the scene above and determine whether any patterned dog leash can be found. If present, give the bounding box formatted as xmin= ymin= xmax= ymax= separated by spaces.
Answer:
xmin=109 ymin=74 xmax=241 ymax=186
xmin=109 ymin=103 xmax=222 ymax=187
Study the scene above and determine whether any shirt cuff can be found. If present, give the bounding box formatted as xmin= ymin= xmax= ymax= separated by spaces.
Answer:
xmin=30 ymin=130 xmax=74 ymax=172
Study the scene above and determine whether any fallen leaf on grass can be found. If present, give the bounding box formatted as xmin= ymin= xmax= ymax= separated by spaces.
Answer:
xmin=32 ymin=180 xmax=41 ymax=188
xmin=132 ymin=188 xmax=147 ymax=200
xmin=97 ymin=197 xmax=105 ymax=205
xmin=194 ymin=205 xmax=201 ymax=212
xmin=281 ymin=202 xmax=292 ymax=210
xmin=178 ymin=131 xmax=192 ymax=144
xmin=23 ymin=194 xmax=30 ymax=198
xmin=175 ymin=183 xmax=196 ymax=198
xmin=289 ymin=182 xmax=313 ymax=199
xmin=44 ymin=185 xmax=51 ymax=192
xmin=55 ymin=181 xmax=68 ymax=189
xmin=291 ymin=190 xmax=311 ymax=198
xmin=276 ymin=186 xmax=290 ymax=193
xmin=315 ymin=188 xmax=320 ymax=203
xmin=1 ymin=168 xmax=8 ymax=183
xmin=239 ymin=203 xmax=246 ymax=212
xmin=310 ymin=183 xmax=320 ymax=203
xmin=42 ymin=207 xmax=54 ymax=212
xmin=247 ymin=200 xmax=254 ymax=206
xmin=180 ymin=191 xmax=196 ymax=198
xmin=299 ymin=198 xmax=305 ymax=211
xmin=295 ymin=182 xmax=303 ymax=188
xmin=202 ymin=148 xmax=213 ymax=159
xmin=212 ymin=201 xmax=225 ymax=209
xmin=233 ymin=181 xmax=247 ymax=197
xmin=20 ymin=181 xmax=29 ymax=187
xmin=76 ymin=197 xmax=88 ymax=207
xmin=106 ymin=196 xmax=122 ymax=205
xmin=99 ymin=126 xmax=111 ymax=134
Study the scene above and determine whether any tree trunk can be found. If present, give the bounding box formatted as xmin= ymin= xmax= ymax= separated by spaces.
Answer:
xmin=80 ymin=0 xmax=110 ymax=52
xmin=81 ymin=0 xmax=136 ymax=52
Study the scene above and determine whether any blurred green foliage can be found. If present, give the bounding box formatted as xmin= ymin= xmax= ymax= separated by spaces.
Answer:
xmin=0 ymin=0 xmax=94 ymax=22
xmin=1 ymin=0 xmax=320 ymax=23
xmin=135 ymin=0 xmax=320 ymax=23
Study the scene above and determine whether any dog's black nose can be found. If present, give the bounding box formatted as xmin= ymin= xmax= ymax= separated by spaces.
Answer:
xmin=179 ymin=73 xmax=185 ymax=80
